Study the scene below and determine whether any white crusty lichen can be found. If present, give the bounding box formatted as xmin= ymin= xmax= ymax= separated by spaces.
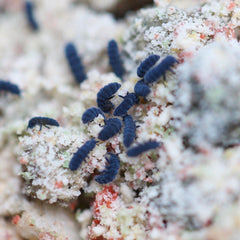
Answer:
xmin=138 ymin=134 xmax=240 ymax=239
xmin=19 ymin=126 xmax=109 ymax=204
xmin=123 ymin=0 xmax=238 ymax=70
xmin=173 ymin=39 xmax=240 ymax=147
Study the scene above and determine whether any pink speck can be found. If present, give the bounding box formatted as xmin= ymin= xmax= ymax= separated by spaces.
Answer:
xmin=228 ymin=1 xmax=235 ymax=10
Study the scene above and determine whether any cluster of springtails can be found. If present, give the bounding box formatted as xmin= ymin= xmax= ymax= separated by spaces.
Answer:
xmin=67 ymin=50 xmax=178 ymax=184
xmin=0 ymin=3 xmax=177 ymax=185
xmin=25 ymin=38 xmax=178 ymax=185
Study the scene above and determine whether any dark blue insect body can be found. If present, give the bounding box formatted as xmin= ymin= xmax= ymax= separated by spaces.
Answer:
xmin=0 ymin=80 xmax=21 ymax=95
xmin=97 ymin=82 xmax=121 ymax=113
xmin=98 ymin=118 xmax=122 ymax=141
xmin=95 ymin=153 xmax=120 ymax=184
xmin=127 ymin=140 xmax=161 ymax=157
xmin=65 ymin=42 xmax=87 ymax=84
xmin=27 ymin=117 xmax=59 ymax=130
xmin=25 ymin=1 xmax=39 ymax=31
xmin=123 ymin=115 xmax=136 ymax=148
xmin=82 ymin=107 xmax=105 ymax=124
xmin=113 ymin=93 xmax=139 ymax=117
xmin=134 ymin=79 xmax=151 ymax=97
xmin=144 ymin=56 xmax=178 ymax=83
xmin=107 ymin=40 xmax=124 ymax=80
xmin=69 ymin=138 xmax=98 ymax=171
xmin=137 ymin=54 xmax=160 ymax=78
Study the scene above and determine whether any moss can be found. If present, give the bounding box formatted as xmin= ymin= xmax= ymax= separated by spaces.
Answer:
xmin=62 ymin=160 xmax=70 ymax=169
xmin=20 ymin=172 xmax=33 ymax=181
xmin=162 ymin=40 xmax=171 ymax=49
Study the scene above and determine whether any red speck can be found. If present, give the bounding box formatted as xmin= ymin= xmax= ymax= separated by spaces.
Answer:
xmin=20 ymin=157 xmax=27 ymax=164
xmin=200 ymin=33 xmax=205 ymax=39
xmin=69 ymin=200 xmax=77 ymax=211
xmin=11 ymin=215 xmax=21 ymax=225
xmin=228 ymin=1 xmax=235 ymax=10
xmin=154 ymin=34 xmax=159 ymax=39
xmin=93 ymin=219 xmax=101 ymax=225
xmin=54 ymin=181 xmax=63 ymax=189
xmin=144 ymin=177 xmax=153 ymax=183
xmin=177 ymin=51 xmax=193 ymax=63
xmin=204 ymin=219 xmax=213 ymax=227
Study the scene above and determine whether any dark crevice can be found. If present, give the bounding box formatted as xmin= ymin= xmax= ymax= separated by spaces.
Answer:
xmin=111 ymin=0 xmax=154 ymax=19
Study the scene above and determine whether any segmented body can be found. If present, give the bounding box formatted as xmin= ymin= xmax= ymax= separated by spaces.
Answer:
xmin=82 ymin=107 xmax=105 ymax=124
xmin=144 ymin=56 xmax=178 ymax=83
xmin=107 ymin=40 xmax=124 ymax=80
xmin=98 ymin=118 xmax=122 ymax=141
xmin=137 ymin=54 xmax=160 ymax=78
xmin=27 ymin=117 xmax=59 ymax=130
xmin=95 ymin=153 xmax=120 ymax=184
xmin=97 ymin=82 xmax=121 ymax=113
xmin=127 ymin=140 xmax=161 ymax=157
xmin=134 ymin=79 xmax=151 ymax=97
xmin=25 ymin=1 xmax=39 ymax=31
xmin=65 ymin=42 xmax=87 ymax=84
xmin=69 ymin=138 xmax=98 ymax=171
xmin=0 ymin=80 xmax=21 ymax=95
xmin=123 ymin=115 xmax=136 ymax=148
xmin=113 ymin=93 xmax=139 ymax=117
